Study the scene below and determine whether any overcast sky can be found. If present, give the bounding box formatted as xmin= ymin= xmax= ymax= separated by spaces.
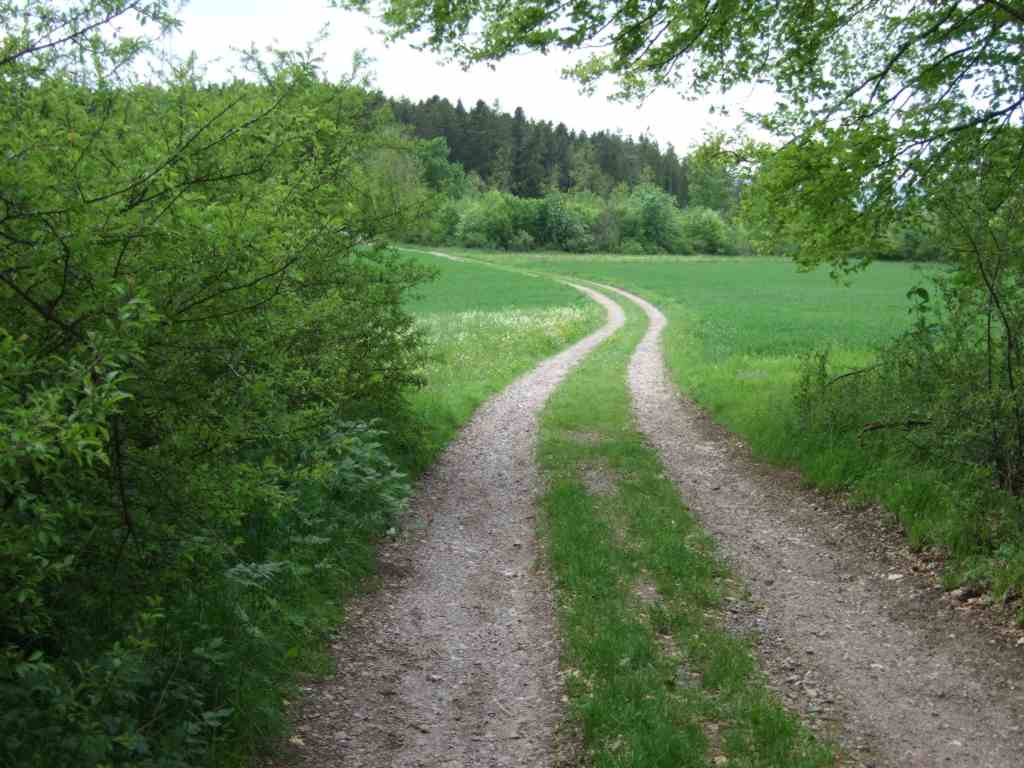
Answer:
xmin=155 ymin=0 xmax=773 ymax=152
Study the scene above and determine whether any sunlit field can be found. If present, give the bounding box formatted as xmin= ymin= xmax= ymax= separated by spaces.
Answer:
xmin=394 ymin=249 xmax=605 ymax=475
xmin=434 ymin=249 xmax=1024 ymax=595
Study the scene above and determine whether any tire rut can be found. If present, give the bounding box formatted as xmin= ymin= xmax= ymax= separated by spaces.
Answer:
xmin=605 ymin=283 xmax=1024 ymax=768
xmin=274 ymin=285 xmax=625 ymax=768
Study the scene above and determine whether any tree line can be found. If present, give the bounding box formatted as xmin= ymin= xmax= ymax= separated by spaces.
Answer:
xmin=384 ymin=94 xmax=945 ymax=260
xmin=380 ymin=96 xmax=751 ymax=254
xmin=387 ymin=95 xmax=690 ymax=204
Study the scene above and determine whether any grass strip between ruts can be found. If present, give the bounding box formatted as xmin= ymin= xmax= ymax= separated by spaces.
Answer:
xmin=537 ymin=291 xmax=837 ymax=767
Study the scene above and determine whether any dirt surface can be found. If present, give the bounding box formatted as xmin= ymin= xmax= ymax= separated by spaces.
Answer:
xmin=579 ymin=458 xmax=619 ymax=498
xmin=607 ymin=283 xmax=1024 ymax=767
xmin=426 ymin=250 xmax=467 ymax=262
xmin=273 ymin=285 xmax=623 ymax=768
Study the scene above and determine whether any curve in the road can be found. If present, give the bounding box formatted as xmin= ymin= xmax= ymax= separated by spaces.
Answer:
xmin=277 ymin=284 xmax=625 ymax=768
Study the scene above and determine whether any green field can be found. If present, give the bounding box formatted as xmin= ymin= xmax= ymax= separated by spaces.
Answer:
xmin=434 ymin=249 xmax=1024 ymax=600
xmin=394 ymin=249 xmax=605 ymax=476
xmin=404 ymin=249 xmax=589 ymax=314
xmin=451 ymin=251 xmax=927 ymax=450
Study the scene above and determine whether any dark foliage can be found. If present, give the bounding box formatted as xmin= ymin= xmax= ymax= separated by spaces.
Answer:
xmin=388 ymin=95 xmax=690 ymax=205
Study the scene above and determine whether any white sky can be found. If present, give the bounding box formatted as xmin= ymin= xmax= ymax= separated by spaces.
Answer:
xmin=153 ymin=0 xmax=774 ymax=152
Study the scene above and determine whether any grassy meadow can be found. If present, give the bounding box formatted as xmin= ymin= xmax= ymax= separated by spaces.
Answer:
xmin=452 ymin=250 xmax=925 ymax=451
xmin=434 ymin=249 xmax=1024 ymax=600
xmin=393 ymin=248 xmax=605 ymax=476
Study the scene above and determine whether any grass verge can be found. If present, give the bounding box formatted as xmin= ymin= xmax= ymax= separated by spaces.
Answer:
xmin=538 ymin=292 xmax=836 ymax=767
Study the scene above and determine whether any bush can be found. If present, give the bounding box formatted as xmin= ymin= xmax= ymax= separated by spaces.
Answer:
xmin=879 ymin=221 xmax=949 ymax=262
xmin=0 ymin=5 xmax=433 ymax=765
xmin=509 ymin=228 xmax=537 ymax=251
xmin=456 ymin=191 xmax=505 ymax=248
xmin=455 ymin=190 xmax=543 ymax=250
xmin=619 ymin=238 xmax=655 ymax=255
xmin=679 ymin=206 xmax=730 ymax=254
xmin=586 ymin=200 xmax=623 ymax=252
xmin=441 ymin=180 xmax=746 ymax=256
xmin=539 ymin=192 xmax=594 ymax=251
xmin=794 ymin=270 xmax=1024 ymax=592
xmin=618 ymin=183 xmax=685 ymax=253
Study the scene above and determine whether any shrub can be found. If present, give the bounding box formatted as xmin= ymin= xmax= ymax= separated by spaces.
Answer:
xmin=443 ymin=181 xmax=743 ymax=256
xmin=455 ymin=190 xmax=544 ymax=250
xmin=619 ymin=238 xmax=655 ymax=255
xmin=879 ymin=221 xmax=949 ymax=262
xmin=679 ymin=206 xmax=730 ymax=254
xmin=509 ymin=228 xmax=537 ymax=251
xmin=0 ymin=5 xmax=432 ymax=765
xmin=794 ymin=270 xmax=1024 ymax=590
xmin=619 ymin=183 xmax=684 ymax=253
xmin=540 ymin=192 xmax=593 ymax=251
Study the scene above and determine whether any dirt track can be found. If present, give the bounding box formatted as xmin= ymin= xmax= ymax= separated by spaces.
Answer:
xmin=276 ymin=275 xmax=1024 ymax=767
xmin=273 ymin=284 xmax=623 ymax=768
xmin=606 ymin=282 xmax=1024 ymax=768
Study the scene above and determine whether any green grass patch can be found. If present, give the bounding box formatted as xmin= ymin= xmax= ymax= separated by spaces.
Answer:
xmin=538 ymin=293 xmax=836 ymax=767
xmin=389 ymin=248 xmax=606 ymax=476
xmin=403 ymin=247 xmax=585 ymax=314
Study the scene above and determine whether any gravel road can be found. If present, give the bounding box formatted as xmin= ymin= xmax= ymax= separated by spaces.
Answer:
xmin=606 ymin=283 xmax=1024 ymax=768
xmin=274 ymin=284 xmax=623 ymax=768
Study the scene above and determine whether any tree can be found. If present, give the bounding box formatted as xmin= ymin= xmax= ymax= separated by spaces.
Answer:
xmin=508 ymin=107 xmax=544 ymax=196
xmin=547 ymin=122 xmax=573 ymax=191
xmin=686 ymin=133 xmax=739 ymax=217
xmin=344 ymin=0 xmax=1024 ymax=268
xmin=1 ymin=3 xmax=439 ymax=763
xmin=489 ymin=144 xmax=514 ymax=191
xmin=568 ymin=140 xmax=609 ymax=194
xmin=464 ymin=99 xmax=492 ymax=170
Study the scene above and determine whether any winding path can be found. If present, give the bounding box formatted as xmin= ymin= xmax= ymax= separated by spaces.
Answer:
xmin=605 ymin=283 xmax=1024 ymax=768
xmin=276 ymin=284 xmax=623 ymax=768
xmin=278 ymin=267 xmax=1024 ymax=768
